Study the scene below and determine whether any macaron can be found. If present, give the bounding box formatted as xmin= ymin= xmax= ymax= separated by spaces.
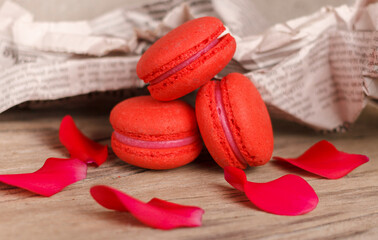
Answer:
xmin=195 ymin=73 xmax=274 ymax=169
xmin=137 ymin=16 xmax=236 ymax=101
xmin=110 ymin=96 xmax=202 ymax=170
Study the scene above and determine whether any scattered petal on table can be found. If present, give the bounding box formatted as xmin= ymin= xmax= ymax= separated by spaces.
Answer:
xmin=224 ymin=166 xmax=318 ymax=215
xmin=224 ymin=166 xmax=247 ymax=192
xmin=273 ymin=140 xmax=369 ymax=179
xmin=244 ymin=175 xmax=318 ymax=216
xmin=59 ymin=115 xmax=108 ymax=166
xmin=90 ymin=185 xmax=204 ymax=230
xmin=0 ymin=158 xmax=87 ymax=197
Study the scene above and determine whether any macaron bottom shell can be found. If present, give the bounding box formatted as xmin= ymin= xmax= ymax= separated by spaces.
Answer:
xmin=111 ymin=133 xmax=202 ymax=170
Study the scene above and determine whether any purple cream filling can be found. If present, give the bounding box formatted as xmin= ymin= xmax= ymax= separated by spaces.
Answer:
xmin=214 ymin=81 xmax=247 ymax=165
xmin=113 ymin=131 xmax=198 ymax=149
xmin=148 ymin=37 xmax=220 ymax=86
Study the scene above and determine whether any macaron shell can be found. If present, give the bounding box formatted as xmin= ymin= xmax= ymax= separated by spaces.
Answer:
xmin=110 ymin=96 xmax=198 ymax=141
xmin=148 ymin=34 xmax=236 ymax=101
xmin=137 ymin=16 xmax=225 ymax=82
xmin=196 ymin=81 xmax=245 ymax=169
xmin=111 ymin=134 xmax=202 ymax=170
xmin=221 ymin=73 xmax=273 ymax=166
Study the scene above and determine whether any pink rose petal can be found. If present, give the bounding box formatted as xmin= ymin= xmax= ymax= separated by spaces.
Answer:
xmin=59 ymin=115 xmax=108 ymax=166
xmin=224 ymin=166 xmax=318 ymax=215
xmin=90 ymin=185 xmax=204 ymax=230
xmin=0 ymin=158 xmax=87 ymax=197
xmin=273 ymin=140 xmax=369 ymax=179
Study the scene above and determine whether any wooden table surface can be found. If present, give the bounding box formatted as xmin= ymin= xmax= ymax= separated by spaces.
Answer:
xmin=0 ymin=98 xmax=377 ymax=240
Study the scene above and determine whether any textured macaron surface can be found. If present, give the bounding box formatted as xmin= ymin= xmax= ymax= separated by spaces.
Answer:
xmin=111 ymin=137 xmax=202 ymax=170
xmin=136 ymin=16 xmax=236 ymax=101
xmin=110 ymin=96 xmax=202 ymax=169
xmin=110 ymin=96 xmax=198 ymax=141
xmin=136 ymin=16 xmax=225 ymax=83
xmin=196 ymin=73 xmax=274 ymax=169
xmin=147 ymin=33 xmax=236 ymax=101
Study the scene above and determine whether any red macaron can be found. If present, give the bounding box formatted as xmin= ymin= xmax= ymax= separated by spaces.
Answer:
xmin=137 ymin=16 xmax=236 ymax=101
xmin=110 ymin=96 xmax=202 ymax=170
xmin=195 ymin=73 xmax=274 ymax=169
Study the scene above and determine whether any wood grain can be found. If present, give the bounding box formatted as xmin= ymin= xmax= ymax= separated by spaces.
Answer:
xmin=0 ymin=101 xmax=377 ymax=240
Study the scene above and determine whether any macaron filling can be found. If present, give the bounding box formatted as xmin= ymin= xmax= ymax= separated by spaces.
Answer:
xmin=214 ymin=81 xmax=248 ymax=166
xmin=113 ymin=131 xmax=198 ymax=149
xmin=148 ymin=37 xmax=220 ymax=86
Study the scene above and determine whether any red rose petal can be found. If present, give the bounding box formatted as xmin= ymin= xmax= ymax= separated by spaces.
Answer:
xmin=244 ymin=175 xmax=318 ymax=216
xmin=59 ymin=115 xmax=108 ymax=166
xmin=224 ymin=166 xmax=246 ymax=192
xmin=90 ymin=185 xmax=204 ymax=230
xmin=0 ymin=158 xmax=87 ymax=197
xmin=224 ymin=166 xmax=318 ymax=215
xmin=273 ymin=140 xmax=369 ymax=179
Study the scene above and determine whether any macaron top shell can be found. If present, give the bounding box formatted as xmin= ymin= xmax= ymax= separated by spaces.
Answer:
xmin=110 ymin=96 xmax=198 ymax=141
xmin=137 ymin=16 xmax=225 ymax=83
xmin=196 ymin=73 xmax=274 ymax=169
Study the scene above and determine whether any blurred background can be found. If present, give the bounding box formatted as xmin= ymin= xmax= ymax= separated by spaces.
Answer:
xmin=0 ymin=0 xmax=354 ymax=27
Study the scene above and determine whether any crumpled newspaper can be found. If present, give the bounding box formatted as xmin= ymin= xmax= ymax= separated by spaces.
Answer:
xmin=0 ymin=0 xmax=376 ymax=131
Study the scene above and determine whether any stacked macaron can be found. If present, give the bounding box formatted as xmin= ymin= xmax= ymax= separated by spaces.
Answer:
xmin=110 ymin=16 xmax=273 ymax=170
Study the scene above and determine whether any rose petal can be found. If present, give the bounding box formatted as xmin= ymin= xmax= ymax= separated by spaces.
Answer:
xmin=244 ymin=175 xmax=318 ymax=216
xmin=224 ymin=166 xmax=318 ymax=215
xmin=59 ymin=115 xmax=108 ymax=166
xmin=224 ymin=166 xmax=246 ymax=192
xmin=273 ymin=140 xmax=369 ymax=179
xmin=0 ymin=158 xmax=87 ymax=197
xmin=90 ymin=185 xmax=204 ymax=230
